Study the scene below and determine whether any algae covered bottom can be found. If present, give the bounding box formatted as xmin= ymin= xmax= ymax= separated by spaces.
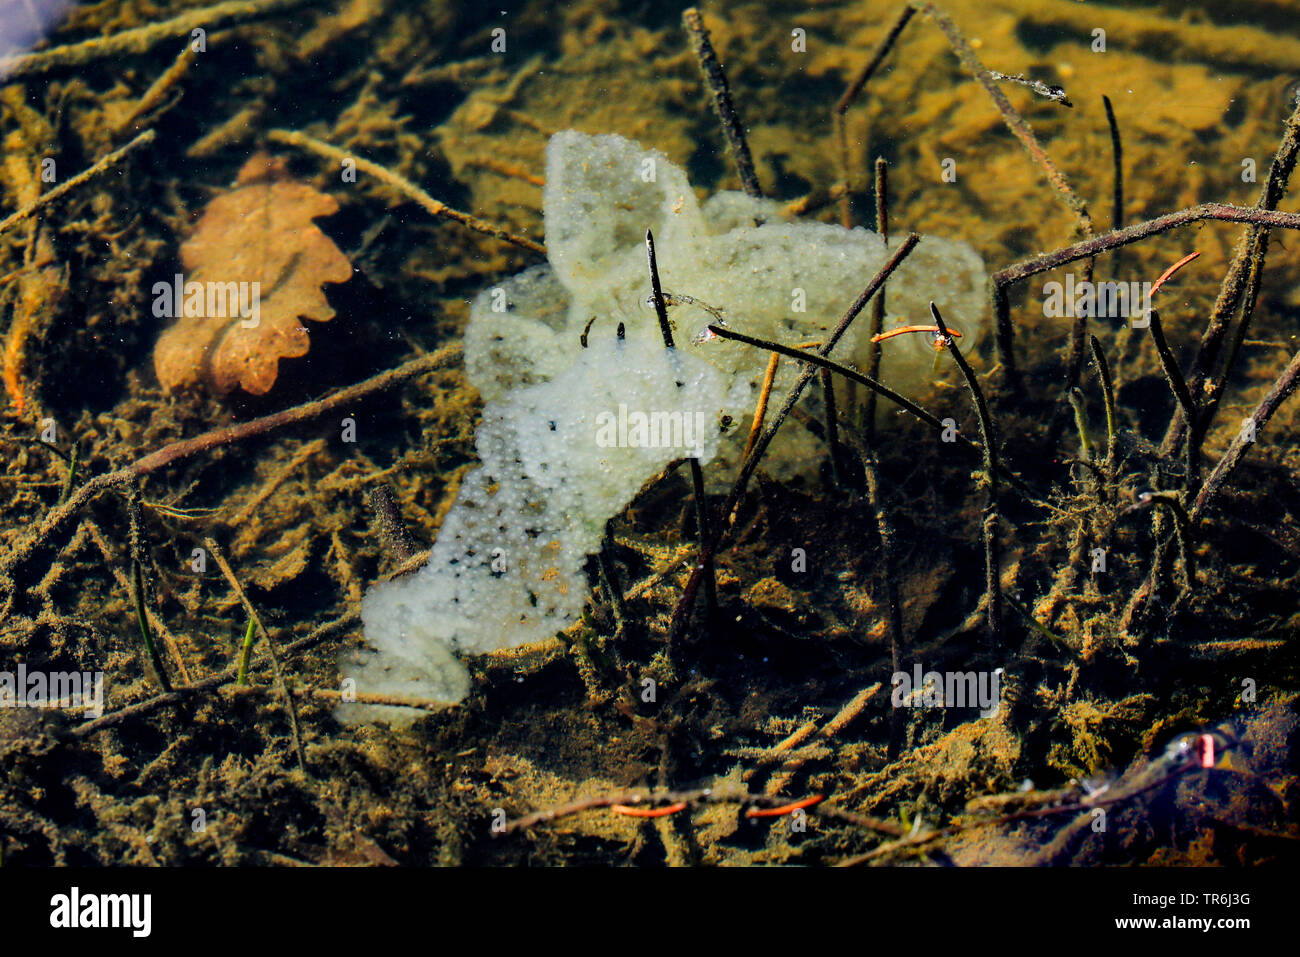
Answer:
xmin=0 ymin=0 xmax=1298 ymax=867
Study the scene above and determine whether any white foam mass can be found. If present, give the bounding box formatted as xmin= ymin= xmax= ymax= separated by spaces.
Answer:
xmin=341 ymin=131 xmax=988 ymax=724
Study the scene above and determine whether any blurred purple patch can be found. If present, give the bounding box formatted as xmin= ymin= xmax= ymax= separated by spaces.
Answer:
xmin=0 ymin=0 xmax=75 ymax=69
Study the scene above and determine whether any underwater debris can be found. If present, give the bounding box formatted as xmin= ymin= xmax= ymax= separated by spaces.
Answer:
xmin=343 ymin=129 xmax=986 ymax=723
xmin=152 ymin=153 xmax=352 ymax=396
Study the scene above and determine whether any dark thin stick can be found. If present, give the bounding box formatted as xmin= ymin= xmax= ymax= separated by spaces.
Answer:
xmin=1102 ymin=95 xmax=1124 ymax=230
xmin=683 ymin=8 xmax=762 ymax=199
xmin=1064 ymin=258 xmax=1095 ymax=390
xmin=1088 ymin=335 xmax=1116 ymax=480
xmin=268 ymin=128 xmax=545 ymax=254
xmin=704 ymin=323 xmax=1035 ymax=497
xmin=686 ymin=457 xmax=717 ymax=614
xmin=126 ymin=481 xmax=177 ymax=690
xmin=989 ymin=280 xmax=1019 ymax=392
xmin=645 ymin=228 xmax=714 ymax=619
xmin=1123 ymin=296 xmax=1278 ymax=624
xmin=834 ymin=5 xmax=918 ymax=227
xmin=645 ymin=230 xmax=675 ymax=348
xmin=931 ymin=302 xmax=997 ymax=478
xmin=723 ymin=235 xmax=920 ymax=514
xmin=1204 ymin=252 xmax=1270 ymax=436
xmin=706 ymin=323 xmax=942 ymax=432
xmin=1146 ymin=308 xmax=1198 ymax=483
xmin=995 ymin=203 xmax=1300 ymax=286
xmin=864 ymin=158 xmax=889 ymax=435
xmin=931 ymin=303 xmax=1001 ymax=640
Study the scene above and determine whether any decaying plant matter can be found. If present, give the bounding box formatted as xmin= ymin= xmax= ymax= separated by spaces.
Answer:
xmin=0 ymin=0 xmax=1298 ymax=867
xmin=152 ymin=153 xmax=353 ymax=396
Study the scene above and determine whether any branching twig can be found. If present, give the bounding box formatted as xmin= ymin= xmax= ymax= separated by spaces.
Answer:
xmin=268 ymin=129 xmax=545 ymax=254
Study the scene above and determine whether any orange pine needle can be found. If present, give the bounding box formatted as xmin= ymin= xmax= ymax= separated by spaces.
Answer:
xmin=1150 ymin=250 xmax=1201 ymax=297
xmin=742 ymin=351 xmax=780 ymax=461
xmin=870 ymin=325 xmax=962 ymax=343
xmin=611 ymin=801 xmax=688 ymax=818
xmin=744 ymin=794 xmax=825 ymax=818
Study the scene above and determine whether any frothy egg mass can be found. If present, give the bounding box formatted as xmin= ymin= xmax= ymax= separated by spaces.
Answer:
xmin=340 ymin=131 xmax=988 ymax=725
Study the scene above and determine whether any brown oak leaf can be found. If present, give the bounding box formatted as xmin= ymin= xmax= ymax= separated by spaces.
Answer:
xmin=153 ymin=154 xmax=352 ymax=395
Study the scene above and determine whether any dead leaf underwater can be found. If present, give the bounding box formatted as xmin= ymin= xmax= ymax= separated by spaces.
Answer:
xmin=153 ymin=154 xmax=352 ymax=396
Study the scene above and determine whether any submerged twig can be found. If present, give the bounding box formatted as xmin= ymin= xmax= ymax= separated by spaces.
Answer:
xmin=706 ymin=323 xmax=943 ymax=432
xmin=114 ymin=45 xmax=198 ymax=135
xmin=931 ymin=303 xmax=1001 ymax=640
xmin=0 ymin=0 xmax=313 ymax=78
xmin=820 ymin=369 xmax=845 ymax=488
xmin=0 ymin=130 xmax=156 ymax=238
xmin=995 ymin=203 xmax=1300 ymax=286
xmin=864 ymin=157 xmax=889 ymax=435
xmin=1088 ymin=335 xmax=1116 ymax=480
xmin=1191 ymin=343 xmax=1300 ymax=520
xmin=1168 ymin=96 xmax=1300 ymax=456
xmin=682 ymin=8 xmax=762 ymax=198
xmin=918 ymin=2 xmax=1092 ymax=237
xmin=706 ymin=323 xmax=1034 ymax=498
xmin=646 ymin=229 xmax=715 ymax=620
xmin=1102 ymin=95 xmax=1124 ymax=230
xmin=669 ymin=236 xmax=921 ymax=637
xmin=268 ymin=128 xmax=545 ymax=254
xmin=0 ymin=345 xmax=462 ymax=617
xmin=1147 ymin=308 xmax=1198 ymax=483
xmin=70 ymin=614 xmax=358 ymax=738
xmin=834 ymin=5 xmax=918 ymax=227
